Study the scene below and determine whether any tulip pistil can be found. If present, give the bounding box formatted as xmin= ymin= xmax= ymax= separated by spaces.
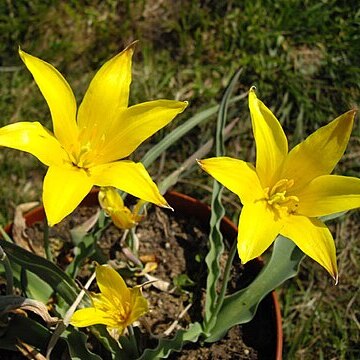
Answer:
xmin=265 ymin=179 xmax=299 ymax=217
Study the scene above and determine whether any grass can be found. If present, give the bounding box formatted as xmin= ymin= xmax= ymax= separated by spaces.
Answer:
xmin=0 ymin=0 xmax=359 ymax=358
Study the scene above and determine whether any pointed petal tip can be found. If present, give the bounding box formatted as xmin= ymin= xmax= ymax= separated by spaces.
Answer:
xmin=196 ymin=158 xmax=204 ymax=167
xmin=124 ymin=40 xmax=139 ymax=54
xmin=18 ymin=47 xmax=27 ymax=61
xmin=238 ymin=245 xmax=251 ymax=265
xmin=45 ymin=214 xmax=59 ymax=227
xmin=334 ymin=273 xmax=339 ymax=286
xmin=348 ymin=108 xmax=357 ymax=118
xmin=174 ymin=100 xmax=189 ymax=114
xmin=182 ymin=100 xmax=189 ymax=110
xmin=240 ymin=257 xmax=248 ymax=266
xmin=249 ymin=85 xmax=257 ymax=93
xmin=161 ymin=202 xmax=174 ymax=212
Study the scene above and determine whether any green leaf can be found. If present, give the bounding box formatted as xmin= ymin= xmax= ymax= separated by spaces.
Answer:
xmin=0 ymin=314 xmax=66 ymax=357
xmin=66 ymin=234 xmax=96 ymax=278
xmin=62 ymin=328 xmax=103 ymax=360
xmin=173 ymin=273 xmax=195 ymax=289
xmin=206 ymin=235 xmax=304 ymax=342
xmin=0 ymin=239 xmax=79 ymax=305
xmin=320 ymin=211 xmax=347 ymax=222
xmin=204 ymin=69 xmax=243 ymax=330
xmin=138 ymin=322 xmax=203 ymax=360
xmin=0 ymin=315 xmax=102 ymax=359
xmin=0 ymin=261 xmax=53 ymax=303
xmin=90 ymin=324 xmax=124 ymax=360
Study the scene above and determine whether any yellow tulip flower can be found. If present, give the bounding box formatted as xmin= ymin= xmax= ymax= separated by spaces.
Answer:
xmin=98 ymin=186 xmax=143 ymax=229
xmin=0 ymin=44 xmax=187 ymax=225
xmin=71 ymin=265 xmax=148 ymax=335
xmin=198 ymin=87 xmax=360 ymax=280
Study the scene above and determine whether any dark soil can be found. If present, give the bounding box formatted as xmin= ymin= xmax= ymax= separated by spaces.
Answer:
xmin=2 ymin=201 xmax=279 ymax=359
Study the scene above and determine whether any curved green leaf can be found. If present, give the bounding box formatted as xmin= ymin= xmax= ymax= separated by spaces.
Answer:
xmin=139 ymin=322 xmax=203 ymax=360
xmin=62 ymin=328 xmax=103 ymax=360
xmin=204 ymin=69 xmax=243 ymax=331
xmin=206 ymin=235 xmax=304 ymax=342
xmin=0 ymin=239 xmax=79 ymax=305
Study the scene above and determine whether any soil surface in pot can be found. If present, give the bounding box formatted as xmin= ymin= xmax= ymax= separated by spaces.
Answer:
xmin=4 ymin=203 xmax=277 ymax=359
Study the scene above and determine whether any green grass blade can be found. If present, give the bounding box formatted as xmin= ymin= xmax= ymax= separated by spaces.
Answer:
xmin=204 ymin=69 xmax=242 ymax=330
xmin=206 ymin=235 xmax=304 ymax=342
xmin=158 ymin=118 xmax=239 ymax=195
xmin=0 ymin=238 xmax=79 ymax=305
xmin=141 ymin=93 xmax=246 ymax=168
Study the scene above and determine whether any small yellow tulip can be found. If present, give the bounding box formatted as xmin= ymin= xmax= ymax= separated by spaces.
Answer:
xmin=98 ymin=187 xmax=143 ymax=229
xmin=70 ymin=265 xmax=148 ymax=335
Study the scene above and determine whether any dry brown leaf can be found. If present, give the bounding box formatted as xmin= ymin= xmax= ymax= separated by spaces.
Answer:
xmin=70 ymin=209 xmax=100 ymax=241
xmin=1 ymin=295 xmax=58 ymax=326
xmin=16 ymin=341 xmax=46 ymax=360
xmin=143 ymin=273 xmax=172 ymax=292
xmin=12 ymin=202 xmax=39 ymax=251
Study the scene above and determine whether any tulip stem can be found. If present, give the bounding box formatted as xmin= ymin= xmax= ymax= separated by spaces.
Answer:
xmin=127 ymin=325 xmax=139 ymax=358
xmin=205 ymin=238 xmax=237 ymax=333
xmin=0 ymin=243 xmax=13 ymax=295
xmin=43 ymin=218 xmax=53 ymax=262
xmin=216 ymin=239 xmax=237 ymax=313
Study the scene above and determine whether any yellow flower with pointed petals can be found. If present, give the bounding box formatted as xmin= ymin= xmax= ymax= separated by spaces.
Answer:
xmin=70 ymin=265 xmax=148 ymax=335
xmin=198 ymin=87 xmax=360 ymax=280
xmin=98 ymin=186 xmax=143 ymax=229
xmin=0 ymin=43 xmax=187 ymax=225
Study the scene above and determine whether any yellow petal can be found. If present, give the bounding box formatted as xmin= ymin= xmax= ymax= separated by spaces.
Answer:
xmin=77 ymin=43 xmax=135 ymax=138
xmin=99 ymin=187 xmax=138 ymax=229
xmin=0 ymin=122 xmax=68 ymax=166
xmin=112 ymin=209 xmax=137 ymax=229
xmin=95 ymin=265 xmax=130 ymax=305
xmin=19 ymin=49 xmax=78 ymax=151
xmin=99 ymin=187 xmax=142 ymax=229
xmin=197 ymin=157 xmax=264 ymax=204
xmin=281 ymin=215 xmax=338 ymax=280
xmin=238 ymin=200 xmax=284 ymax=263
xmin=248 ymin=88 xmax=288 ymax=187
xmin=297 ymin=175 xmax=360 ymax=217
xmin=90 ymin=161 xmax=170 ymax=208
xmin=128 ymin=287 xmax=149 ymax=324
xmin=98 ymin=186 xmax=125 ymax=211
xmin=282 ymin=110 xmax=356 ymax=192
xmin=43 ymin=165 xmax=93 ymax=226
xmin=70 ymin=307 xmax=118 ymax=328
xmin=98 ymin=100 xmax=188 ymax=163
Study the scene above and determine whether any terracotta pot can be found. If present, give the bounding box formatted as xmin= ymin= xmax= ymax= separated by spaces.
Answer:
xmin=6 ymin=189 xmax=283 ymax=359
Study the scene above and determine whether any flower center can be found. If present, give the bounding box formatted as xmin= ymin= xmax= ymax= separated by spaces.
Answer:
xmin=264 ymin=179 xmax=299 ymax=217
xmin=67 ymin=124 xmax=107 ymax=168
xmin=113 ymin=299 xmax=130 ymax=324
